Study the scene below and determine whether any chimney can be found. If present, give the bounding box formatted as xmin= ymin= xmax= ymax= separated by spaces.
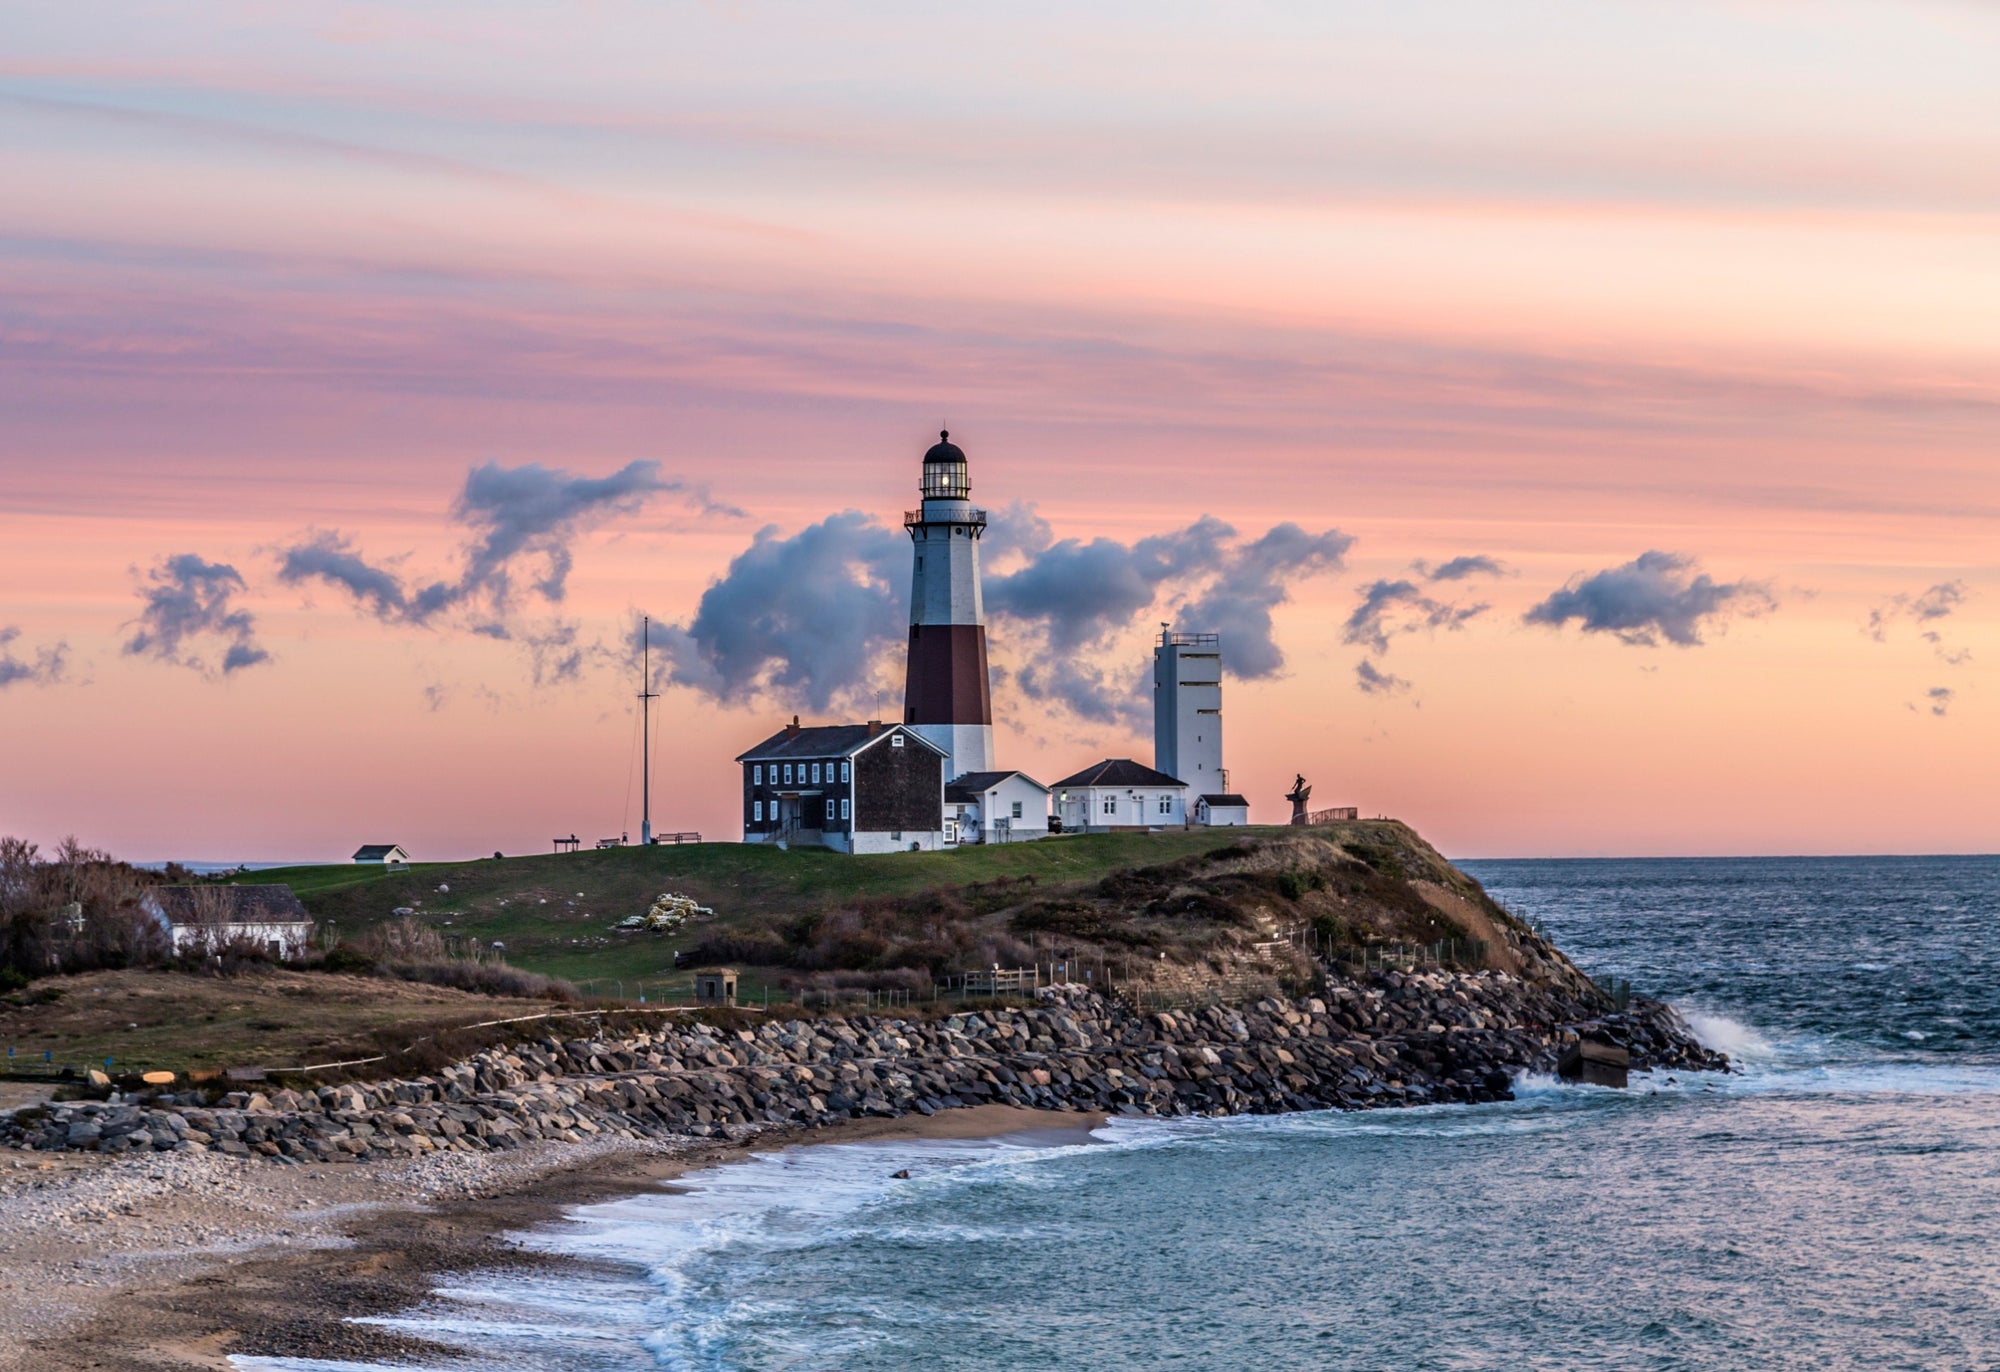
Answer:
xmin=867 ymin=719 xmax=883 ymax=735
xmin=785 ymin=715 xmax=801 ymax=737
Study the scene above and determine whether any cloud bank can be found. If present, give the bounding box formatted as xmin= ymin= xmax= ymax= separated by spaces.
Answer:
xmin=279 ymin=460 xmax=708 ymax=630
xmin=650 ymin=510 xmax=1350 ymax=724
xmin=123 ymin=554 xmax=269 ymax=676
xmin=1421 ymin=555 xmax=1507 ymax=582
xmin=649 ymin=511 xmax=906 ymax=714
xmin=0 ymin=628 xmax=68 ymax=689
xmin=1524 ymin=551 xmax=1773 ymax=647
xmin=985 ymin=516 xmax=1351 ymax=722
xmin=1355 ymin=658 xmax=1412 ymax=696
xmin=1868 ymin=580 xmax=1972 ymax=666
xmin=1867 ymin=580 xmax=1965 ymax=641
xmin=1342 ymin=579 xmax=1490 ymax=656
xmin=1341 ymin=567 xmax=1491 ymax=699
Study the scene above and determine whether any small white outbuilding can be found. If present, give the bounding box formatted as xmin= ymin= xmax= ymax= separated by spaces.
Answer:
xmin=141 ymin=885 xmax=316 ymax=960
xmin=1195 ymin=793 xmax=1252 ymax=827
xmin=1051 ymin=759 xmax=1190 ymax=834
xmin=944 ymin=770 xmax=1052 ymax=844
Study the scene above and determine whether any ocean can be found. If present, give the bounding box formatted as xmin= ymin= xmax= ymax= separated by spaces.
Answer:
xmin=235 ymin=855 xmax=2000 ymax=1371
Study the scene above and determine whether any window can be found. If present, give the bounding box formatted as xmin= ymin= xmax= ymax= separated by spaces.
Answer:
xmin=840 ymin=761 xmax=850 ymax=782
xmin=753 ymin=764 xmax=763 ymax=785
xmin=826 ymin=799 xmax=835 ymax=821
xmin=840 ymin=798 xmax=850 ymax=820
xmin=1011 ymin=801 xmax=1023 ymax=819
xmin=891 ymin=733 xmax=905 ymax=748
xmin=1159 ymin=796 xmax=1173 ymax=815
xmin=753 ymin=800 xmax=764 ymax=822
xmin=811 ymin=762 xmax=822 ymax=784
xmin=783 ymin=763 xmax=793 ymax=784
xmin=1102 ymin=797 xmax=1117 ymax=816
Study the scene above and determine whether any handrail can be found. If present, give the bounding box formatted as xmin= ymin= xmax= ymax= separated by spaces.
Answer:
xmin=903 ymin=508 xmax=988 ymax=528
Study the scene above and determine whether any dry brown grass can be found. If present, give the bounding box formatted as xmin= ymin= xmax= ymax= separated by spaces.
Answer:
xmin=0 ymin=966 xmax=557 ymax=1075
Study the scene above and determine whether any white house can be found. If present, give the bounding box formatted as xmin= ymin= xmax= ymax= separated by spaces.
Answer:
xmin=944 ymin=770 xmax=1051 ymax=844
xmin=1051 ymin=759 xmax=1190 ymax=834
xmin=142 ymin=885 xmax=316 ymax=959
xmin=352 ymin=844 xmax=410 ymax=865
xmin=1195 ymin=793 xmax=1252 ymax=827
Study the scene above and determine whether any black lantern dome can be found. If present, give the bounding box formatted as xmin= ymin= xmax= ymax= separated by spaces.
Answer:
xmin=920 ymin=429 xmax=971 ymax=500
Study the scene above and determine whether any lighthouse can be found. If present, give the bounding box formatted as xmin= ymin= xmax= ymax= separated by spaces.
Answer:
xmin=902 ymin=430 xmax=995 ymax=777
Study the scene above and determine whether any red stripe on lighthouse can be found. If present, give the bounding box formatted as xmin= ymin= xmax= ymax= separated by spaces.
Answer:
xmin=903 ymin=623 xmax=992 ymax=725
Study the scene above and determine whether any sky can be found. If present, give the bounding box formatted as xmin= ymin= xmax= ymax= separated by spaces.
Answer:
xmin=2 ymin=0 xmax=1995 ymax=861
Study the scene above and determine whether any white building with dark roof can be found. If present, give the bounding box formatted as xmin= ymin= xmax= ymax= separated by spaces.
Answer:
xmin=1194 ymin=793 xmax=1251 ymax=827
xmin=1051 ymin=758 xmax=1190 ymax=834
xmin=141 ymin=885 xmax=315 ymax=959
xmin=352 ymin=844 xmax=410 ymax=865
xmin=944 ymin=770 xmax=1051 ymax=845
xmin=736 ymin=718 xmax=948 ymax=854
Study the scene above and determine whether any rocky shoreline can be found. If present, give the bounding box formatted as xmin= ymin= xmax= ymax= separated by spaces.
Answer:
xmin=3 ymin=968 xmax=1726 ymax=1163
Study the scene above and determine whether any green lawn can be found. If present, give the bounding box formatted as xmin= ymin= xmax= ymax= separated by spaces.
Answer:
xmin=240 ymin=827 xmax=1408 ymax=987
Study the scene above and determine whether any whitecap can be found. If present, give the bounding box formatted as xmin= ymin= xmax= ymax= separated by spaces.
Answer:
xmin=1682 ymin=1009 xmax=1777 ymax=1062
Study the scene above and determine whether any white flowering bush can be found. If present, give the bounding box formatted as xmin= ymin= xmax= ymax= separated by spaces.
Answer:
xmin=617 ymin=892 xmax=715 ymax=932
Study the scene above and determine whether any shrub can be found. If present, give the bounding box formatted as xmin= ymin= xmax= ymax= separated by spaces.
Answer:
xmin=0 ymin=835 xmax=165 ymax=979
xmin=1276 ymin=870 xmax=1326 ymax=901
xmin=683 ymin=928 xmax=792 ymax=966
xmin=320 ymin=946 xmax=379 ymax=975
xmin=357 ymin=917 xmax=447 ymax=962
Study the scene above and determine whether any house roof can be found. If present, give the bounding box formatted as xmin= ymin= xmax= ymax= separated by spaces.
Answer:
xmin=1199 ymin=794 xmax=1250 ymax=807
xmin=735 ymin=721 xmax=947 ymax=763
xmin=944 ymin=770 xmax=1049 ymax=802
xmin=148 ymin=884 xmax=312 ymax=927
xmin=1050 ymin=758 xmax=1187 ymax=790
xmin=352 ymin=844 xmax=406 ymax=860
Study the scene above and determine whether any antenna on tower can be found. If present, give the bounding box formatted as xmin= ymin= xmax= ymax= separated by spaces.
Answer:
xmin=639 ymin=615 xmax=659 ymax=846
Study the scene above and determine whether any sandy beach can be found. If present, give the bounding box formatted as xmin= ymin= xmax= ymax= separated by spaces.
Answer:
xmin=0 ymin=1103 xmax=1100 ymax=1372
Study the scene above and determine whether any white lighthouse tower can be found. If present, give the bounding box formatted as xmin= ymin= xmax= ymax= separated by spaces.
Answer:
xmin=1155 ymin=629 xmax=1224 ymax=792
xmin=902 ymin=430 xmax=995 ymax=777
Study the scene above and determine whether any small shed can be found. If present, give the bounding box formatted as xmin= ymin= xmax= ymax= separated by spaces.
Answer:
xmin=352 ymin=844 xmax=411 ymax=865
xmin=1195 ymin=793 xmax=1251 ymax=827
xmin=694 ymin=967 xmax=739 ymax=1007
xmin=142 ymin=885 xmax=315 ymax=960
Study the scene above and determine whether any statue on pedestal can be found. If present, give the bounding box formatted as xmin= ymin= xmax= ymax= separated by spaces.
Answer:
xmin=1285 ymin=774 xmax=1311 ymax=826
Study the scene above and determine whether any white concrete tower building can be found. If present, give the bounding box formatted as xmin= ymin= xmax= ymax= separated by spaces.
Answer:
xmin=902 ymin=430 xmax=995 ymax=777
xmin=1154 ymin=629 xmax=1224 ymax=792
